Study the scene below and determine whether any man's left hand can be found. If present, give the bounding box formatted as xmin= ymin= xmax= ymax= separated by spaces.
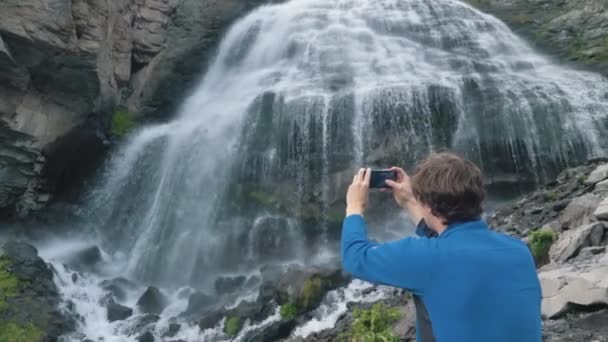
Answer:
xmin=346 ymin=168 xmax=371 ymax=216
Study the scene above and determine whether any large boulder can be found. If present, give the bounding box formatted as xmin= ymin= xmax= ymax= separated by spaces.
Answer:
xmin=594 ymin=197 xmax=608 ymax=220
xmin=107 ymin=300 xmax=133 ymax=322
xmin=586 ymin=164 xmax=608 ymax=185
xmin=136 ymin=286 xmax=168 ymax=315
xmin=539 ymin=253 xmax=608 ymax=319
xmin=0 ymin=240 xmax=73 ymax=340
xmin=549 ymin=222 xmax=605 ymax=263
xmin=559 ymin=193 xmax=601 ymax=230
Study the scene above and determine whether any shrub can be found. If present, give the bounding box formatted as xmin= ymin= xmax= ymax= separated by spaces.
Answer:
xmin=529 ymin=229 xmax=557 ymax=263
xmin=0 ymin=323 xmax=43 ymax=342
xmin=342 ymin=303 xmax=401 ymax=342
xmin=112 ymin=109 xmax=136 ymax=136
xmin=280 ymin=303 xmax=298 ymax=320
xmin=223 ymin=316 xmax=243 ymax=337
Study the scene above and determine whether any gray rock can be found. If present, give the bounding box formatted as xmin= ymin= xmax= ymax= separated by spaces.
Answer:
xmin=594 ymin=197 xmax=608 ymax=220
xmin=549 ymin=222 xmax=605 ymax=263
xmin=539 ymin=253 xmax=608 ymax=319
xmin=137 ymin=286 xmax=168 ymax=315
xmin=559 ymin=193 xmax=601 ymax=229
xmin=138 ymin=331 xmax=155 ymax=342
xmin=215 ymin=275 xmax=247 ymax=295
xmin=595 ymin=179 xmax=608 ymax=196
xmin=67 ymin=245 xmax=103 ymax=272
xmin=586 ymin=164 xmax=608 ymax=185
xmin=107 ymin=300 xmax=133 ymax=322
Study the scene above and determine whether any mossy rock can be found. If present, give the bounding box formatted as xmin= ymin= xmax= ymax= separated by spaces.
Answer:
xmin=0 ymin=257 xmax=20 ymax=311
xmin=112 ymin=109 xmax=136 ymax=136
xmin=279 ymin=303 xmax=298 ymax=321
xmin=224 ymin=316 xmax=243 ymax=337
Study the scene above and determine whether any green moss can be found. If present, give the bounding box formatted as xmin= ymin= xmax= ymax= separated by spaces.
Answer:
xmin=0 ymin=323 xmax=43 ymax=342
xmin=112 ymin=109 xmax=136 ymax=136
xmin=280 ymin=303 xmax=298 ymax=320
xmin=342 ymin=303 xmax=401 ymax=342
xmin=224 ymin=316 xmax=243 ymax=337
xmin=248 ymin=191 xmax=277 ymax=208
xmin=298 ymin=276 xmax=323 ymax=312
xmin=543 ymin=191 xmax=558 ymax=201
xmin=0 ymin=258 xmax=20 ymax=311
xmin=529 ymin=229 xmax=556 ymax=261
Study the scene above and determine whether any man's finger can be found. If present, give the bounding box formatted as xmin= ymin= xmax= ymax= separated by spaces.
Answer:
xmin=363 ymin=167 xmax=371 ymax=185
xmin=389 ymin=166 xmax=408 ymax=181
xmin=385 ymin=179 xmax=401 ymax=189
xmin=356 ymin=168 xmax=365 ymax=183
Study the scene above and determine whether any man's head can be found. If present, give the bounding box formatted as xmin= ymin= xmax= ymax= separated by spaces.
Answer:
xmin=411 ymin=152 xmax=485 ymax=230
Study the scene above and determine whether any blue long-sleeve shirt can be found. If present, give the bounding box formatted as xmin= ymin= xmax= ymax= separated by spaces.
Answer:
xmin=341 ymin=215 xmax=541 ymax=342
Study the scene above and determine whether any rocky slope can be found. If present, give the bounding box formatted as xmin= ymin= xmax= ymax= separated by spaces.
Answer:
xmin=464 ymin=0 xmax=608 ymax=75
xmin=491 ymin=161 xmax=608 ymax=341
xmin=0 ymin=0 xmax=278 ymax=218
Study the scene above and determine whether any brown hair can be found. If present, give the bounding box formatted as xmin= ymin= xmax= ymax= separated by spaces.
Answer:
xmin=412 ymin=152 xmax=485 ymax=224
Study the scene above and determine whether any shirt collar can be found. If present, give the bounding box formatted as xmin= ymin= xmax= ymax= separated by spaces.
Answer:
xmin=439 ymin=219 xmax=487 ymax=238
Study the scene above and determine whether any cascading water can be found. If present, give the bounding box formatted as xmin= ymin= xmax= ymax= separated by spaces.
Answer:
xmin=37 ymin=0 xmax=608 ymax=340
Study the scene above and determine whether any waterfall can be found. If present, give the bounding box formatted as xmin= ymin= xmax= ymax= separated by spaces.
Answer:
xmin=79 ymin=0 xmax=608 ymax=292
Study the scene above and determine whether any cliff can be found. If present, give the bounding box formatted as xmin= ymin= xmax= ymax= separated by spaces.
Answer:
xmin=465 ymin=0 xmax=608 ymax=75
xmin=0 ymin=0 xmax=276 ymax=217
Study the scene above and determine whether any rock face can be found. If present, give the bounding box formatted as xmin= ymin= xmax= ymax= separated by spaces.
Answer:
xmin=136 ymin=286 xmax=168 ymax=315
xmin=464 ymin=0 xmax=608 ymax=75
xmin=0 ymin=240 xmax=73 ymax=340
xmin=0 ymin=0 xmax=279 ymax=217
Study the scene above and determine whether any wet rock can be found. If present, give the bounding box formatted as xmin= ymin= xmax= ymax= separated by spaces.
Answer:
xmin=215 ymin=275 xmax=247 ymax=295
xmin=559 ymin=193 xmax=601 ymax=229
xmin=183 ymin=291 xmax=219 ymax=317
xmin=586 ymin=164 xmax=608 ymax=185
xmin=138 ymin=331 xmax=155 ymax=342
xmin=594 ymin=197 xmax=608 ymax=220
xmin=162 ymin=322 xmax=181 ymax=338
xmin=198 ymin=310 xmax=225 ymax=331
xmin=274 ymin=266 xmax=351 ymax=313
xmin=539 ymin=253 xmax=608 ymax=318
xmin=100 ymin=277 xmax=137 ymax=302
xmin=137 ymin=286 xmax=168 ymax=315
xmin=244 ymin=320 xmax=297 ymax=342
xmin=107 ymin=300 xmax=133 ymax=322
xmin=544 ymin=310 xmax=608 ymax=342
xmin=67 ymin=245 xmax=103 ymax=272
xmin=549 ymin=222 xmax=605 ymax=263
xmin=123 ymin=314 xmax=160 ymax=336
xmin=0 ymin=240 xmax=73 ymax=340
xmin=594 ymin=179 xmax=608 ymax=196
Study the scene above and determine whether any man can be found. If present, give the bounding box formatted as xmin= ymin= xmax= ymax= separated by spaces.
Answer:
xmin=341 ymin=153 xmax=541 ymax=342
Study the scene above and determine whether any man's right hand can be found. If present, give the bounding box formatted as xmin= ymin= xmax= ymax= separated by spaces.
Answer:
xmin=385 ymin=167 xmax=425 ymax=225
xmin=385 ymin=167 xmax=414 ymax=209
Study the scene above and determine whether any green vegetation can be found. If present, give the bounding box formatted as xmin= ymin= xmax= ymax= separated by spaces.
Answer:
xmin=529 ymin=229 xmax=557 ymax=263
xmin=342 ymin=303 xmax=402 ymax=342
xmin=280 ymin=303 xmax=298 ymax=320
xmin=543 ymin=191 xmax=558 ymax=202
xmin=0 ymin=258 xmax=20 ymax=310
xmin=224 ymin=316 xmax=243 ymax=337
xmin=0 ymin=323 xmax=43 ymax=342
xmin=111 ymin=109 xmax=136 ymax=136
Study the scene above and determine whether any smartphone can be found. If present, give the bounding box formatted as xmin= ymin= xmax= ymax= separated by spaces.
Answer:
xmin=369 ymin=170 xmax=397 ymax=189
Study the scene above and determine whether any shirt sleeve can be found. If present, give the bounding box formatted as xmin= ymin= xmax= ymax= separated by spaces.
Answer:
xmin=341 ymin=215 xmax=435 ymax=296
